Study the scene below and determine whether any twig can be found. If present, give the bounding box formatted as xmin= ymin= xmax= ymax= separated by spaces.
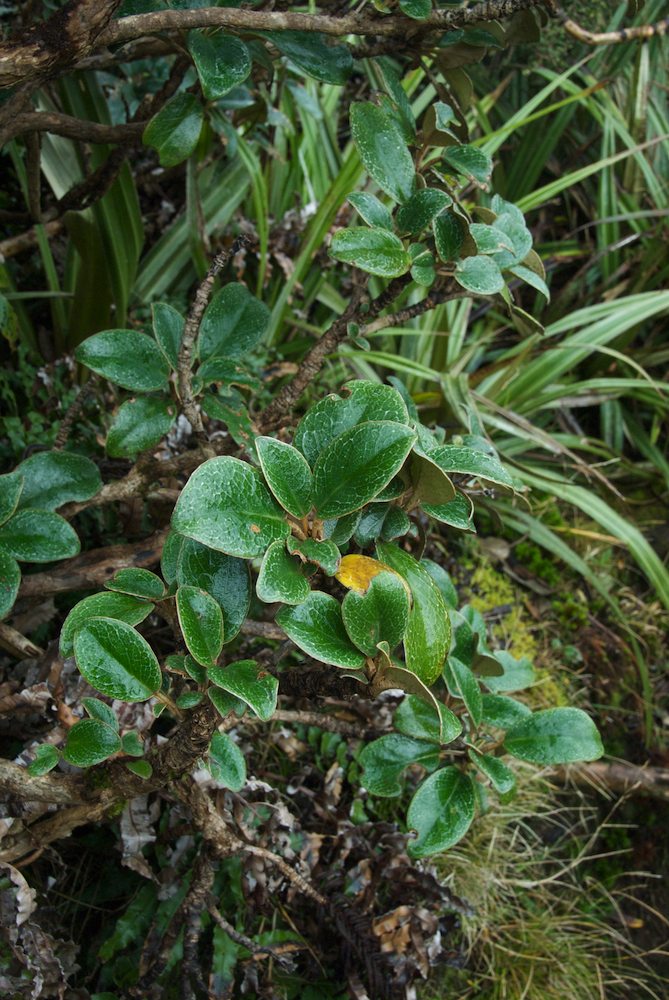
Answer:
xmin=53 ymin=376 xmax=98 ymax=450
xmin=209 ymin=902 xmax=298 ymax=964
xmin=0 ymin=759 xmax=87 ymax=805
xmin=0 ymin=622 xmax=44 ymax=660
xmin=8 ymin=111 xmax=144 ymax=144
xmin=178 ymin=239 xmax=250 ymax=452
xmin=182 ymin=850 xmax=215 ymax=999
xmin=244 ymin=844 xmax=328 ymax=906
xmin=362 ymin=285 xmax=466 ymax=335
xmin=25 ymin=131 xmax=42 ymax=223
xmin=272 ymin=709 xmax=377 ymax=739
xmin=548 ymin=2 xmax=669 ymax=46
xmin=553 ymin=760 xmax=669 ymax=803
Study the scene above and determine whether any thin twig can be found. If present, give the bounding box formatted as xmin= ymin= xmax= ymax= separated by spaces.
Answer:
xmin=209 ymin=903 xmax=298 ymax=964
xmin=363 ymin=286 xmax=466 ymax=335
xmin=548 ymin=2 xmax=669 ymax=45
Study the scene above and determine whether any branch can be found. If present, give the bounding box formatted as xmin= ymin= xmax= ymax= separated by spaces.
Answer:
xmin=549 ymin=3 xmax=669 ymax=46
xmin=0 ymin=759 xmax=87 ymax=805
xmin=8 ymin=111 xmax=144 ymax=144
xmin=553 ymin=760 xmax=669 ymax=803
xmin=362 ymin=285 xmax=466 ymax=335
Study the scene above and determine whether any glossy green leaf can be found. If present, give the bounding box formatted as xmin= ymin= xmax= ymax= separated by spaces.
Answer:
xmin=421 ymin=559 xmax=458 ymax=609
xmin=286 ymin=537 xmax=341 ymax=575
xmin=152 ymin=302 xmax=184 ymax=370
xmin=161 ymin=530 xmax=186 ymax=585
xmin=208 ymin=659 xmax=278 ymax=721
xmin=469 ymin=749 xmax=516 ymax=797
xmin=198 ymin=283 xmax=270 ymax=361
xmin=469 ymin=223 xmax=513 ymax=255
xmin=176 ymin=691 xmax=204 ymax=710
xmin=0 ymin=549 xmax=20 ymax=620
xmin=394 ymin=694 xmax=461 ymax=745
xmin=510 ymin=264 xmax=550 ymax=299
xmin=322 ymin=511 xmax=361 ymax=547
xmin=376 ymin=543 xmax=450 ymax=686
xmin=433 ymin=211 xmax=464 ymax=262
xmin=350 ymin=102 xmax=415 ymax=203
xmin=359 ymin=734 xmax=440 ymax=797
xmin=330 ymin=227 xmax=411 ymax=278
xmin=121 ymin=731 xmax=144 ymax=757
xmin=491 ymin=211 xmax=533 ymax=268
xmin=0 ymin=472 xmax=23 ymax=526
xmin=443 ymin=144 xmax=493 ymax=185
xmin=485 ymin=650 xmax=536 ymax=693
xmin=431 ymin=445 xmax=514 ymax=488
xmin=76 ymin=329 xmax=169 ymax=392
xmin=380 ymin=506 xmax=411 ymax=541
xmin=276 ymin=591 xmax=366 ymax=669
xmin=107 ymin=397 xmax=175 ymax=458
xmin=352 ymin=504 xmax=388 ymax=548
xmin=409 ymin=247 xmax=435 ymax=287
xmin=60 ymin=591 xmax=152 ymax=658
xmin=74 ymin=618 xmax=162 ymax=702
xmin=194 ymin=358 xmax=260 ymax=392
xmin=27 ymin=744 xmax=60 ymax=777
xmin=208 ymin=687 xmax=247 ymax=719
xmin=256 ymin=540 xmax=310 ymax=605
xmin=455 ymin=255 xmax=505 ymax=295
xmin=481 ymin=693 xmax=531 ymax=729
xmin=176 ymin=537 xmax=250 ymax=641
xmin=406 ymin=450 xmax=456 ymax=505
xmin=82 ymin=697 xmax=119 ymax=731
xmin=172 ymin=457 xmax=289 ymax=558
xmin=312 ymin=422 xmax=416 ymax=518
xmin=0 ymin=509 xmax=80 ymax=563
xmin=505 ymin=708 xmax=604 ymax=765
xmin=423 ymin=492 xmax=475 ymax=530
xmin=342 ymin=570 xmax=409 ymax=657
xmin=176 ymin=585 xmax=224 ymax=666
xmin=143 ymin=92 xmax=204 ymax=168
xmin=407 ymin=767 xmax=476 ymax=857
xmin=265 ymin=30 xmax=353 ymax=84
xmin=444 ymin=658 xmax=482 ymax=726
xmin=15 ymin=452 xmax=101 ymax=511
xmin=256 ymin=436 xmax=313 ymax=518
xmin=400 ymin=0 xmax=431 ymax=18
xmin=63 ymin=718 xmax=122 ymax=768
xmin=105 ymin=568 xmax=165 ymax=601
xmin=208 ymin=730 xmax=246 ymax=790
xmin=348 ymin=192 xmax=393 ymax=230
xmin=189 ymin=30 xmax=251 ymax=99
xmin=201 ymin=389 xmax=255 ymax=453
xmin=396 ymin=189 xmax=452 ymax=235
xmin=125 ymin=759 xmax=153 ymax=780
xmin=294 ymin=380 xmax=409 ymax=467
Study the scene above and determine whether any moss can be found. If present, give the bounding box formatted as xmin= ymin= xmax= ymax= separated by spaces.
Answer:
xmin=465 ymin=560 xmax=538 ymax=663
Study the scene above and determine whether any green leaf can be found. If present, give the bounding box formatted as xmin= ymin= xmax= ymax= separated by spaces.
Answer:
xmin=198 ymin=283 xmax=270 ymax=362
xmin=208 ymin=687 xmax=247 ymax=719
xmin=323 ymin=511 xmax=361 ymax=546
xmin=443 ymin=144 xmax=493 ymax=186
xmin=276 ymin=591 xmax=366 ymax=669
xmin=406 ymin=450 xmax=456 ymax=505
xmin=431 ymin=444 xmax=514 ymax=488
xmin=107 ymin=397 xmax=176 ymax=458
xmin=406 ymin=767 xmax=476 ymax=857
xmin=0 ymin=549 xmax=20 ymax=620
xmin=510 ymin=264 xmax=550 ymax=299
xmin=256 ymin=437 xmax=313 ymax=518
xmin=394 ymin=694 xmax=461 ymax=745
xmin=481 ymin=693 xmax=531 ymax=729
xmin=294 ymin=380 xmax=409 ymax=467
xmin=152 ymin=302 xmax=184 ymax=370
xmin=350 ymin=102 xmax=415 ymax=203
xmin=469 ymin=223 xmax=513 ymax=255
xmin=256 ymin=540 xmax=310 ymax=605
xmin=74 ymin=618 xmax=162 ymax=702
xmin=176 ymin=537 xmax=250 ymax=640
xmin=504 ymin=708 xmax=604 ymax=765
xmin=421 ymin=559 xmax=458 ymax=608
xmin=161 ymin=530 xmax=185 ymax=585
xmin=176 ymin=691 xmax=203 ymax=710
xmin=444 ymin=658 xmax=482 ymax=726
xmin=63 ymin=718 xmax=122 ymax=768
xmin=208 ymin=659 xmax=278 ymax=721
xmin=286 ymin=537 xmax=341 ymax=575
xmin=380 ymin=506 xmax=411 ymax=541
xmin=105 ymin=568 xmax=165 ymax=601
xmin=491 ymin=211 xmax=532 ymax=268
xmin=330 ymin=227 xmax=411 ymax=278
xmin=143 ymin=92 xmax=204 ymax=168
xmin=201 ymin=389 xmax=254 ymax=453
xmin=376 ymin=543 xmax=450 ymax=686
xmin=0 ymin=472 xmax=24 ymax=526
xmin=433 ymin=211 xmax=464 ymax=261
xmin=125 ymin=760 xmax=153 ymax=780
xmin=83 ymin=697 xmax=119 ymax=731
xmin=396 ymin=189 xmax=452 ymax=235
xmin=76 ymin=330 xmax=169 ymax=392
xmin=359 ymin=734 xmax=440 ymax=797
xmin=27 ymin=744 xmax=60 ymax=777
xmin=400 ymin=0 xmax=432 ymax=19
xmin=15 ymin=452 xmax=101 ymax=511
xmin=348 ymin=192 xmax=393 ymax=230
xmin=176 ymin=585 xmax=224 ymax=667
xmin=207 ymin=730 xmax=246 ymax=791
xmin=409 ymin=247 xmax=436 ymax=287
xmin=342 ymin=570 xmax=409 ymax=656
xmin=0 ymin=509 xmax=80 ymax=563
xmin=189 ymin=30 xmax=251 ymax=100
xmin=60 ymin=592 xmax=152 ymax=658
xmin=172 ymin=457 xmax=289 ymax=558
xmin=455 ymin=256 xmax=505 ymax=295
xmin=469 ymin=749 xmax=516 ymax=797
xmin=194 ymin=358 xmax=260 ymax=392
xmin=485 ymin=650 xmax=536 ymax=693
xmin=265 ymin=30 xmax=353 ymax=84
xmin=312 ymin=422 xmax=416 ymax=518
xmin=353 ymin=504 xmax=388 ymax=548
xmin=423 ymin=492 xmax=475 ymax=530
xmin=121 ymin=731 xmax=144 ymax=757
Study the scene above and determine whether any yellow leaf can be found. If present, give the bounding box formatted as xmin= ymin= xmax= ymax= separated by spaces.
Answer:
xmin=335 ymin=554 xmax=411 ymax=601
